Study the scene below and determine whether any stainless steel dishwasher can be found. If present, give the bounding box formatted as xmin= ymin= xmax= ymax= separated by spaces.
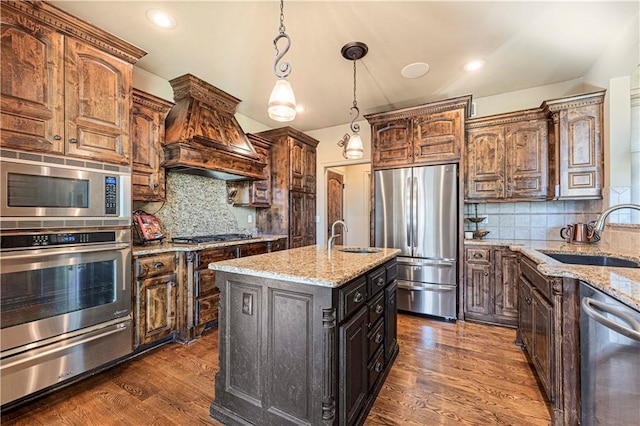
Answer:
xmin=580 ymin=282 xmax=640 ymax=426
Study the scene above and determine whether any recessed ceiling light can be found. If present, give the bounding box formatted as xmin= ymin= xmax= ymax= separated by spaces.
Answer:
xmin=295 ymin=105 xmax=306 ymax=113
xmin=464 ymin=60 xmax=485 ymax=72
xmin=401 ymin=62 xmax=430 ymax=79
xmin=146 ymin=9 xmax=176 ymax=29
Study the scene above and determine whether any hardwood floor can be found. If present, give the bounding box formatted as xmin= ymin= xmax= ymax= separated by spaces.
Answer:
xmin=1 ymin=314 xmax=551 ymax=425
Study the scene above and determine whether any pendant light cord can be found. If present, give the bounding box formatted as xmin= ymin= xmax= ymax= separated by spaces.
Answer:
xmin=273 ymin=0 xmax=291 ymax=79
xmin=350 ymin=59 xmax=360 ymax=134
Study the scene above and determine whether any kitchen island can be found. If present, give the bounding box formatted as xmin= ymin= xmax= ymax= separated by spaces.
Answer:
xmin=208 ymin=245 xmax=401 ymax=426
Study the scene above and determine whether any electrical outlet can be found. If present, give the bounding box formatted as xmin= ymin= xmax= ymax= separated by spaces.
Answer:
xmin=315 ymin=215 xmax=320 ymax=223
xmin=247 ymin=214 xmax=253 ymax=223
xmin=242 ymin=293 xmax=253 ymax=315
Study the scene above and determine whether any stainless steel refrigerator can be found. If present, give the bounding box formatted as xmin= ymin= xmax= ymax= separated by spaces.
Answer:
xmin=374 ymin=164 xmax=458 ymax=319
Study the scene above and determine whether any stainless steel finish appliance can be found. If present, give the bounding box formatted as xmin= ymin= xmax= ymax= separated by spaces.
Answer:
xmin=580 ymin=282 xmax=640 ymax=425
xmin=0 ymin=149 xmax=131 ymax=230
xmin=374 ymin=164 xmax=458 ymax=319
xmin=0 ymin=229 xmax=133 ymax=406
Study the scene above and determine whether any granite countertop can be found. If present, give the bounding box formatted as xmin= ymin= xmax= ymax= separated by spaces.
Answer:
xmin=464 ymin=239 xmax=640 ymax=310
xmin=208 ymin=245 xmax=402 ymax=288
xmin=133 ymin=234 xmax=286 ymax=255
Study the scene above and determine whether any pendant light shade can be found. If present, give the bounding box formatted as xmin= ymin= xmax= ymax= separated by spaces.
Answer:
xmin=337 ymin=42 xmax=368 ymax=160
xmin=268 ymin=78 xmax=297 ymax=122
xmin=268 ymin=0 xmax=296 ymax=122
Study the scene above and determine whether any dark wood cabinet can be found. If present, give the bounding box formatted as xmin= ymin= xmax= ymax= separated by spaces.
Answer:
xmin=543 ymin=90 xmax=605 ymax=200
xmin=255 ymin=127 xmax=318 ymax=249
xmin=134 ymin=253 xmax=178 ymax=347
xmin=211 ymin=257 xmax=399 ymax=426
xmin=366 ymin=95 xmax=471 ymax=170
xmin=465 ymin=109 xmax=549 ymax=202
xmin=131 ymin=89 xmax=174 ymax=201
xmin=0 ymin=2 xmax=145 ymax=165
xmin=464 ymin=245 xmax=518 ymax=327
xmin=227 ymin=133 xmax=273 ymax=207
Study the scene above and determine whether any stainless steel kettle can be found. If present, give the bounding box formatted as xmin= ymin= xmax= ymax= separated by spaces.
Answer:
xmin=560 ymin=222 xmax=600 ymax=244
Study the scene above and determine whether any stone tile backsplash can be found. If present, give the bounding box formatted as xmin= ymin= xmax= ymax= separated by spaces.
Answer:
xmin=464 ymin=200 xmax=603 ymax=241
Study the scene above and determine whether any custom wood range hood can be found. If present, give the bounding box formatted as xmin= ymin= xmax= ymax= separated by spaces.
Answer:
xmin=163 ymin=74 xmax=265 ymax=180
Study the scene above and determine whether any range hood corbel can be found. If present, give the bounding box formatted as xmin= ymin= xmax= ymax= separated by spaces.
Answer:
xmin=163 ymin=74 xmax=266 ymax=180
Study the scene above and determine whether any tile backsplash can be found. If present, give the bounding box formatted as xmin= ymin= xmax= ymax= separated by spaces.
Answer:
xmin=135 ymin=172 xmax=257 ymax=239
xmin=464 ymin=200 xmax=603 ymax=241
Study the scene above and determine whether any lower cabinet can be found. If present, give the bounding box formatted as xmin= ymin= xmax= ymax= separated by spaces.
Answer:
xmin=134 ymin=253 xmax=178 ymax=347
xmin=211 ymin=258 xmax=399 ymax=426
xmin=464 ymin=244 xmax=518 ymax=326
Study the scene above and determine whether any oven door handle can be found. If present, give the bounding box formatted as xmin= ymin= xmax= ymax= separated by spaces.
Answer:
xmin=581 ymin=297 xmax=640 ymax=342
xmin=0 ymin=243 xmax=130 ymax=259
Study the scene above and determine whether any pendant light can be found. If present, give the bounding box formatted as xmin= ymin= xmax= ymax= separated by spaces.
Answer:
xmin=267 ymin=0 xmax=296 ymax=122
xmin=337 ymin=42 xmax=368 ymax=159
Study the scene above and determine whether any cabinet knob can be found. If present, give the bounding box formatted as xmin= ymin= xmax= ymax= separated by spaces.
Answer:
xmin=69 ymin=138 xmax=78 ymax=143
xmin=484 ymin=272 xmax=489 ymax=276
xmin=353 ymin=292 xmax=364 ymax=303
xmin=375 ymin=333 xmax=383 ymax=344
xmin=374 ymin=362 xmax=383 ymax=373
xmin=170 ymin=281 xmax=177 ymax=288
xmin=376 ymin=277 xmax=385 ymax=286
xmin=53 ymin=135 xmax=62 ymax=140
xmin=153 ymin=262 xmax=164 ymax=269
xmin=375 ymin=305 xmax=384 ymax=314
xmin=473 ymin=253 xmax=482 ymax=259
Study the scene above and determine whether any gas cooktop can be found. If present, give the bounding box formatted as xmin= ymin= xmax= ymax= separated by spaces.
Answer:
xmin=171 ymin=233 xmax=254 ymax=244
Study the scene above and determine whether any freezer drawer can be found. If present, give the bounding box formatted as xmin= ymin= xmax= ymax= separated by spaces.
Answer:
xmin=397 ymin=281 xmax=457 ymax=319
xmin=398 ymin=258 xmax=457 ymax=286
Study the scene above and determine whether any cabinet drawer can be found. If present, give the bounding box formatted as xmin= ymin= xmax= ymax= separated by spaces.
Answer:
xmin=368 ymin=292 xmax=385 ymax=327
xmin=269 ymin=238 xmax=287 ymax=252
xmin=368 ymin=319 xmax=384 ymax=360
xmin=196 ymin=270 xmax=218 ymax=296
xmin=196 ymin=247 xmax=238 ymax=269
xmin=136 ymin=253 xmax=176 ymax=279
xmin=339 ymin=277 xmax=368 ymax=321
xmin=367 ymin=266 xmax=386 ymax=297
xmin=368 ymin=347 xmax=385 ymax=391
xmin=239 ymin=242 xmax=269 ymax=257
xmin=465 ymin=247 xmax=491 ymax=263
xmin=196 ymin=293 xmax=220 ymax=325
xmin=385 ymin=261 xmax=398 ymax=283
xmin=520 ymin=257 xmax=551 ymax=301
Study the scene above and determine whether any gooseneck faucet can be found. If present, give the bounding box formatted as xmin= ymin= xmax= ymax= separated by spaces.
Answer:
xmin=328 ymin=220 xmax=348 ymax=252
xmin=592 ymin=203 xmax=640 ymax=232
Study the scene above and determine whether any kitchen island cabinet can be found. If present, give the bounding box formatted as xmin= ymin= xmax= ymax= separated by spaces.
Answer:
xmin=209 ymin=246 xmax=400 ymax=426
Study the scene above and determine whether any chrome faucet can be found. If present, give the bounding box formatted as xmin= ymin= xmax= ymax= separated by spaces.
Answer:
xmin=592 ymin=203 xmax=640 ymax=232
xmin=328 ymin=220 xmax=348 ymax=252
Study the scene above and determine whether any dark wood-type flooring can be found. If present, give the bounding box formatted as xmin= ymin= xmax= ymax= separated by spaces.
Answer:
xmin=1 ymin=314 xmax=551 ymax=425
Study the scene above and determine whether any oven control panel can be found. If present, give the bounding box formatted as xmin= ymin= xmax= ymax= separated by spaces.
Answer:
xmin=1 ymin=231 xmax=116 ymax=250
xmin=105 ymin=176 xmax=118 ymax=215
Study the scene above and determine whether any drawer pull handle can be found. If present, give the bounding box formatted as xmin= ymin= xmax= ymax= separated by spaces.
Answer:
xmin=69 ymin=138 xmax=78 ymax=143
xmin=170 ymin=281 xmax=177 ymax=288
xmin=53 ymin=135 xmax=62 ymax=140
xmin=376 ymin=277 xmax=385 ymax=286
xmin=374 ymin=362 xmax=383 ymax=373
xmin=484 ymin=272 xmax=489 ymax=277
xmin=473 ymin=253 xmax=483 ymax=259
xmin=353 ymin=292 xmax=364 ymax=303
xmin=375 ymin=305 xmax=384 ymax=314
xmin=375 ymin=334 xmax=383 ymax=344
xmin=153 ymin=262 xmax=164 ymax=269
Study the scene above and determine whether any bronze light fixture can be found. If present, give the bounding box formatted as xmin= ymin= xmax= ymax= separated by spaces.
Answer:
xmin=267 ymin=0 xmax=296 ymax=122
xmin=337 ymin=42 xmax=368 ymax=159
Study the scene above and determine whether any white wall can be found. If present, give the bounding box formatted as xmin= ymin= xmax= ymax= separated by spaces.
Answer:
xmin=343 ymin=164 xmax=371 ymax=247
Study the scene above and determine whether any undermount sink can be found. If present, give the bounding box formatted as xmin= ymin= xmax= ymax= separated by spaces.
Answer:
xmin=542 ymin=252 xmax=640 ymax=268
xmin=339 ymin=247 xmax=381 ymax=254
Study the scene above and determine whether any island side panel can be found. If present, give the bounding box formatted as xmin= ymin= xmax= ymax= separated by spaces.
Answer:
xmin=211 ymin=271 xmax=335 ymax=425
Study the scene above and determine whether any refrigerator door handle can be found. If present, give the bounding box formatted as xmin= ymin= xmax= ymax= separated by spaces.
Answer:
xmin=405 ymin=176 xmax=412 ymax=248
xmin=412 ymin=176 xmax=418 ymax=249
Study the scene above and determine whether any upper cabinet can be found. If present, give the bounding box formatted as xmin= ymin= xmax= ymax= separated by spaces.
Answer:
xmin=0 ymin=1 xmax=145 ymax=165
xmin=131 ymin=89 xmax=174 ymax=202
xmin=466 ymin=109 xmax=549 ymax=202
xmin=365 ymin=95 xmax=472 ymax=170
xmin=542 ymin=91 xmax=605 ymax=200
xmin=227 ymin=133 xmax=273 ymax=207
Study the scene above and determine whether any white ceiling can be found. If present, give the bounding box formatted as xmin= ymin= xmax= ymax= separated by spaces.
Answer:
xmin=50 ymin=1 xmax=639 ymax=132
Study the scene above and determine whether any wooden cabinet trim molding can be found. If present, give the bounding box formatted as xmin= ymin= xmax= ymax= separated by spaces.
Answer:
xmin=2 ymin=1 xmax=146 ymax=63
xmin=364 ymin=94 xmax=472 ymax=124
xmin=541 ymin=90 xmax=606 ymax=112
xmin=466 ymin=107 xmax=548 ymax=129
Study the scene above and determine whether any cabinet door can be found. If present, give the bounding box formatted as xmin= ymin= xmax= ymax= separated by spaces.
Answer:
xmin=289 ymin=138 xmax=305 ymax=192
xmin=339 ymin=306 xmax=369 ymax=426
xmin=137 ymin=274 xmax=177 ymax=346
xmin=384 ymin=281 xmax=398 ymax=363
xmin=505 ymin=120 xmax=548 ymax=199
xmin=494 ymin=248 xmax=519 ymax=325
xmin=413 ymin=109 xmax=462 ymax=164
xmin=371 ymin=118 xmax=412 ymax=169
xmin=532 ymin=290 xmax=553 ymax=400
xmin=465 ymin=126 xmax=505 ymax=200
xmin=289 ymin=191 xmax=305 ymax=248
xmin=464 ymin=262 xmax=492 ymax=318
xmin=304 ymin=143 xmax=316 ymax=194
xmin=1 ymin=12 xmax=65 ymax=153
xmin=518 ymin=275 xmax=534 ymax=352
xmin=556 ymin=103 xmax=603 ymax=199
xmin=304 ymin=192 xmax=317 ymax=247
xmin=65 ymin=38 xmax=132 ymax=165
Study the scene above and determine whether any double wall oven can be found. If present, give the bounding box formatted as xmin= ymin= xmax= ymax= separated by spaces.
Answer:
xmin=1 ymin=149 xmax=133 ymax=407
